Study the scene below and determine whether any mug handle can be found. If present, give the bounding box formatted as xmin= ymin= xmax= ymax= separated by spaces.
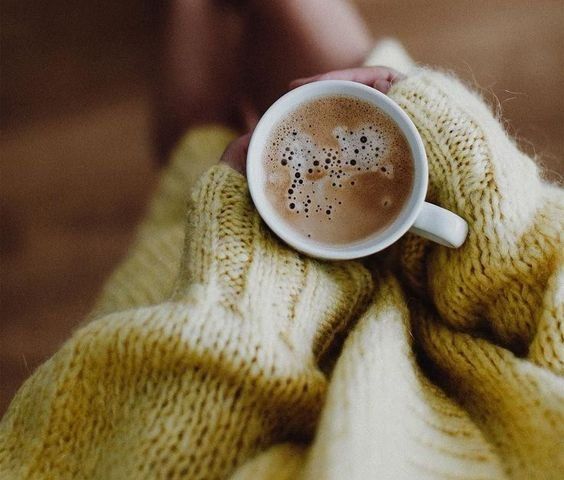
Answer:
xmin=409 ymin=202 xmax=468 ymax=248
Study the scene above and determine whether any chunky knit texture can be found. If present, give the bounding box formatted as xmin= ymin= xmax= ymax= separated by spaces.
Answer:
xmin=1 ymin=48 xmax=563 ymax=479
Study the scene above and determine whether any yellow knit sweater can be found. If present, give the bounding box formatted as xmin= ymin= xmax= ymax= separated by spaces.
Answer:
xmin=1 ymin=62 xmax=563 ymax=479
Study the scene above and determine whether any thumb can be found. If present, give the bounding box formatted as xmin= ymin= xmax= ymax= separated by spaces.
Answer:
xmin=219 ymin=133 xmax=251 ymax=175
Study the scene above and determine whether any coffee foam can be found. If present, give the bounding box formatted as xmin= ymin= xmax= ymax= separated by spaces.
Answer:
xmin=263 ymin=95 xmax=414 ymax=245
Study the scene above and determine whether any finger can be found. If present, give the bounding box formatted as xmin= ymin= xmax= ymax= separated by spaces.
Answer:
xmin=290 ymin=66 xmax=404 ymax=89
xmin=290 ymin=67 xmax=405 ymax=94
xmin=219 ymin=133 xmax=252 ymax=175
xmin=239 ymin=97 xmax=260 ymax=131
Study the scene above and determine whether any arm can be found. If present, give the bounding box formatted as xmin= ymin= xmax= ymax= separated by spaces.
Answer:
xmin=294 ymin=66 xmax=563 ymax=357
xmin=0 ymin=165 xmax=373 ymax=479
xmin=388 ymin=69 xmax=563 ymax=356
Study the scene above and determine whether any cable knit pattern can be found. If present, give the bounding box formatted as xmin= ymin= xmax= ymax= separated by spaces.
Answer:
xmin=388 ymin=71 xmax=563 ymax=354
xmin=1 ymin=52 xmax=563 ymax=479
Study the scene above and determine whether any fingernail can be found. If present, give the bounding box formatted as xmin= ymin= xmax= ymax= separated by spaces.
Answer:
xmin=373 ymin=79 xmax=392 ymax=93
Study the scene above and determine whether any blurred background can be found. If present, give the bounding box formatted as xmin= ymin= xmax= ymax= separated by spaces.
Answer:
xmin=1 ymin=0 xmax=563 ymax=413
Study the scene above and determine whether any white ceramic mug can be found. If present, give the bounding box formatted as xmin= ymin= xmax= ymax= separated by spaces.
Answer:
xmin=247 ymin=80 xmax=468 ymax=260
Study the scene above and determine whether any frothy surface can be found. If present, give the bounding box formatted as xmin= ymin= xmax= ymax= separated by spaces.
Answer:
xmin=263 ymin=95 xmax=414 ymax=245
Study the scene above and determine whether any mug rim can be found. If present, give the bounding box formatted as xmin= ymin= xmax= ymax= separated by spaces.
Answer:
xmin=247 ymin=80 xmax=428 ymax=260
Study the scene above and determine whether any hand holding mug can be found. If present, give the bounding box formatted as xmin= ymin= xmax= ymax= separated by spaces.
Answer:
xmin=290 ymin=66 xmax=406 ymax=94
xmin=246 ymin=72 xmax=468 ymax=259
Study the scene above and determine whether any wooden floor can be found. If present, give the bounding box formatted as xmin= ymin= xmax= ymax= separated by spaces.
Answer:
xmin=1 ymin=0 xmax=563 ymax=413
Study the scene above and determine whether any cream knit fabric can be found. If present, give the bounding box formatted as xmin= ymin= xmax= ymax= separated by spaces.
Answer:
xmin=1 ymin=53 xmax=563 ymax=479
